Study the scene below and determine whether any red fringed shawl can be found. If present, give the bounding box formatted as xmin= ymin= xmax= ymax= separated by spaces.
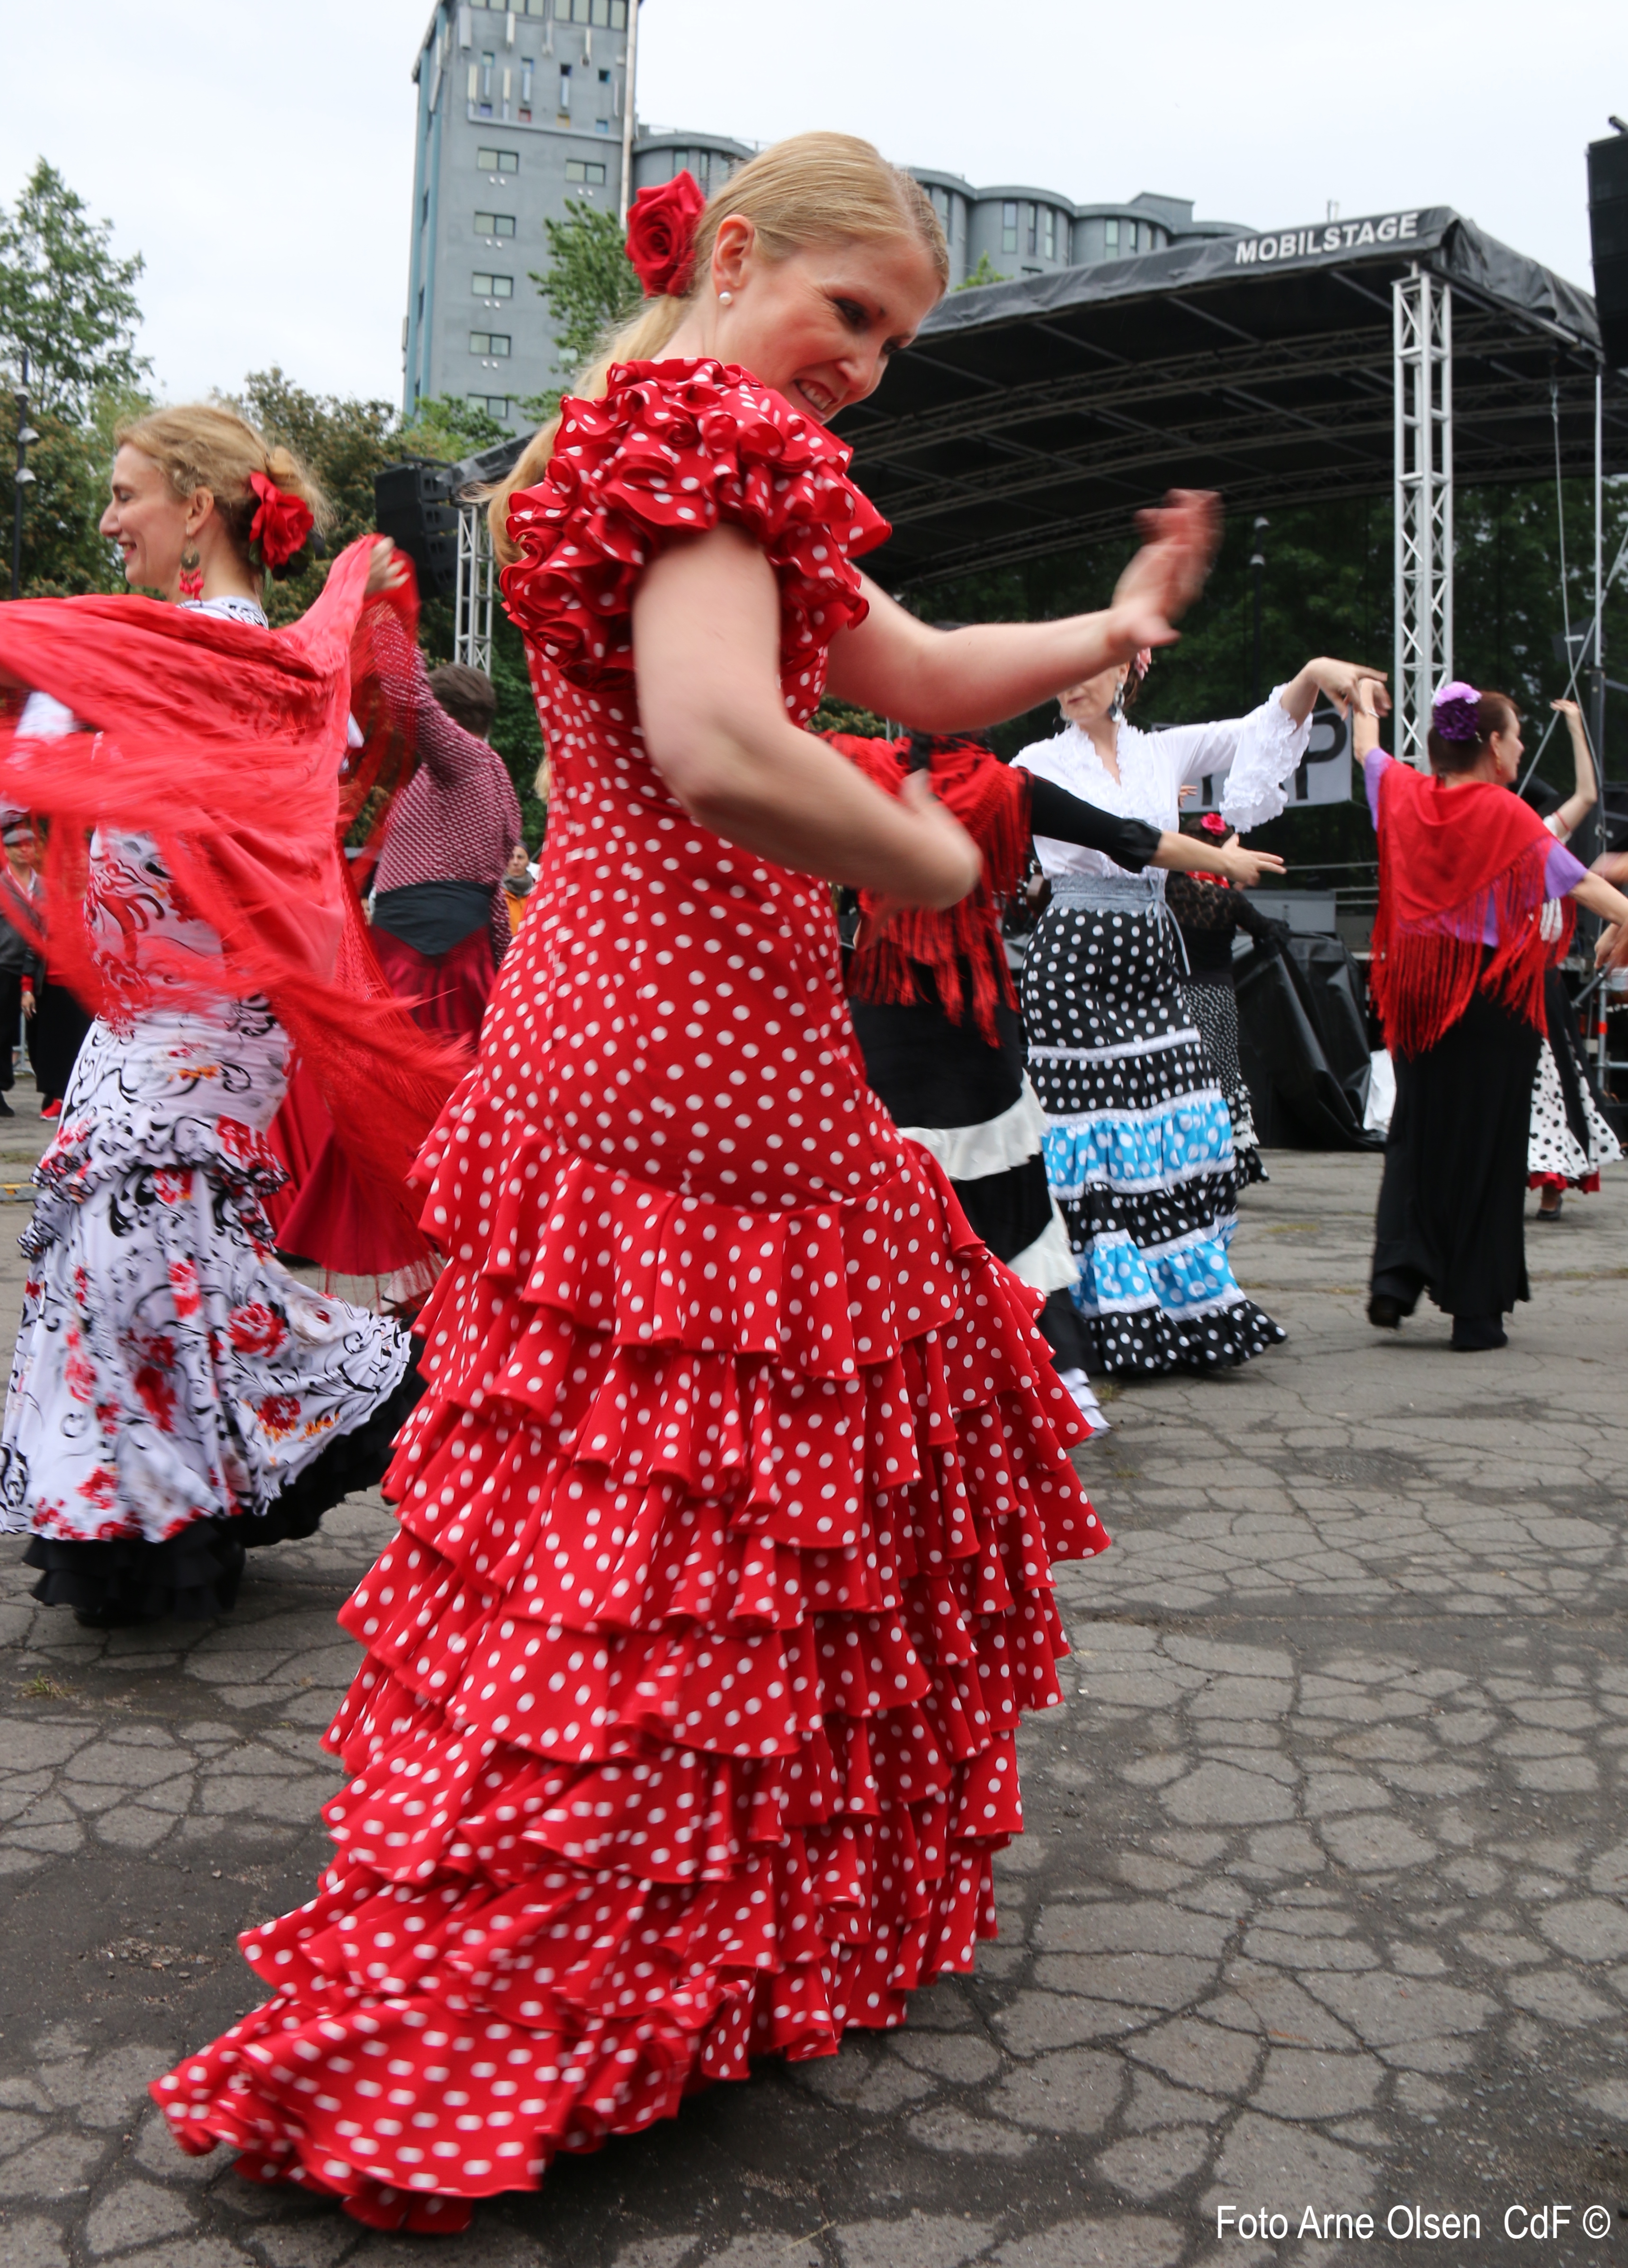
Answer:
xmin=0 ymin=541 xmax=461 ymax=1250
xmin=830 ymin=733 xmax=1030 ymax=1050
xmin=1370 ymin=756 xmax=1567 ymax=1059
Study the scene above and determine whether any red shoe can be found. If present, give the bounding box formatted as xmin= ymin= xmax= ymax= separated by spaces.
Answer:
xmin=40 ymin=1099 xmax=61 ymax=1119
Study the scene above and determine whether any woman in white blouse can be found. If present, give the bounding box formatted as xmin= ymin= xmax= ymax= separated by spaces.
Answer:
xmin=1014 ymin=650 xmax=1383 ymax=1375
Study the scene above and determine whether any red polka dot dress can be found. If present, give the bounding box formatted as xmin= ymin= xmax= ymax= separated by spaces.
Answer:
xmin=152 ymin=360 xmax=1109 ymax=2233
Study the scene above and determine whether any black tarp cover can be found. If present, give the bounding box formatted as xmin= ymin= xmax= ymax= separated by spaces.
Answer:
xmin=1236 ymin=935 xmax=1381 ymax=1152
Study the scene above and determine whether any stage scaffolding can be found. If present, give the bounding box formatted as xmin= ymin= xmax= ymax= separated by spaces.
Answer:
xmin=453 ymin=494 xmax=497 ymax=675
xmin=1392 ymin=267 xmax=1453 ymax=768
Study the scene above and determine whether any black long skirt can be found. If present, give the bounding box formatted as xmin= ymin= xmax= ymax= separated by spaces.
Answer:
xmin=847 ymin=985 xmax=1093 ymax=1376
xmin=1371 ymin=993 xmax=1542 ymax=1320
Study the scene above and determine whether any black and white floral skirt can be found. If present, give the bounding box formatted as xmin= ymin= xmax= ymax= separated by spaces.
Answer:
xmin=1020 ymin=881 xmax=1285 ymax=1375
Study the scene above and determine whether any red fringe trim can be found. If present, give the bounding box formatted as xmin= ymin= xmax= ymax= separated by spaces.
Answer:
xmin=1371 ymin=834 xmax=1558 ymax=1059
xmin=830 ymin=736 xmax=1030 ymax=1051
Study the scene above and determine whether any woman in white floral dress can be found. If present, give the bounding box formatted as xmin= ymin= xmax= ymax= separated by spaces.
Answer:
xmin=0 ymin=406 xmax=439 ymax=1625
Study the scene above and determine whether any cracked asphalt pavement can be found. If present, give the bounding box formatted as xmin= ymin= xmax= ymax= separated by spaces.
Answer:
xmin=2 ymin=1143 xmax=1627 ymax=2267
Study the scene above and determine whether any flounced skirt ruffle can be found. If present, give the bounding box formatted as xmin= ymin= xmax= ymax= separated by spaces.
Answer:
xmin=152 ymin=1093 xmax=1104 ymax=2228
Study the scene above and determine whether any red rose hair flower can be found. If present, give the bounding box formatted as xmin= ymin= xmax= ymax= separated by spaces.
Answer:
xmin=625 ymin=170 xmax=707 ymax=298
xmin=248 ymin=472 xmax=315 ymax=572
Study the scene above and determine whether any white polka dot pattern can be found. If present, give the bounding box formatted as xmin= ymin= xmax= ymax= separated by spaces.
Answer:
xmin=150 ymin=361 xmax=1107 ymax=2235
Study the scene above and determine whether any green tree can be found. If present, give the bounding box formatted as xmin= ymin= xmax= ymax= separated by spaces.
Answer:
xmin=398 ymin=392 xmax=513 ymax=462
xmin=526 ymin=196 xmax=643 ymax=414
xmin=955 ymin=252 xmax=1010 ymax=292
xmin=0 ymin=160 xmax=152 ymax=595
xmin=0 ymin=159 xmax=147 ymax=417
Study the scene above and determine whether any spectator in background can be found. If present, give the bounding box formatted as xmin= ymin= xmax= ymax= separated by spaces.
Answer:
xmin=0 ymin=818 xmax=91 ymax=1119
xmin=271 ymin=655 xmax=521 ymax=1291
xmin=0 ymin=817 xmax=43 ymax=1119
xmin=367 ymin=659 xmax=521 ymax=1046
xmin=1524 ymin=698 xmax=1621 ymax=1218
xmin=501 ymin=838 xmax=535 ymax=934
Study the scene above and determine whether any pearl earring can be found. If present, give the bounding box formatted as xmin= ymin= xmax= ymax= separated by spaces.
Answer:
xmin=717 ymin=290 xmax=733 ymax=305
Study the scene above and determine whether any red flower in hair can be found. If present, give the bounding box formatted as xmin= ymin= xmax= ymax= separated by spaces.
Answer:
xmin=625 ymin=170 xmax=706 ymax=298
xmin=248 ymin=472 xmax=314 ymax=571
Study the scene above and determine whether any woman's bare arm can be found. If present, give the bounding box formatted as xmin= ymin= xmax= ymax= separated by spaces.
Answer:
xmin=632 ymin=524 xmax=980 ymax=908
xmin=1276 ymin=658 xmax=1391 ymax=728
xmin=823 ymin=491 xmax=1220 ymax=729
xmin=1549 ymin=700 xmax=1598 ymax=840
xmin=1150 ymin=833 xmax=1287 ymax=887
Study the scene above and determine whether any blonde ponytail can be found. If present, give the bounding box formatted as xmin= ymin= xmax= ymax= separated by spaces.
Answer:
xmin=489 ymin=132 xmax=947 ymax=565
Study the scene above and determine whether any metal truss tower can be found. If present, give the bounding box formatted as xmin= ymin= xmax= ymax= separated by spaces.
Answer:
xmin=1393 ymin=267 xmax=1453 ymax=767
xmin=454 ymin=498 xmax=497 ymax=676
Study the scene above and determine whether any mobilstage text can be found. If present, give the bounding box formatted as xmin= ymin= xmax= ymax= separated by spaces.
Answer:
xmin=1234 ymin=213 xmax=1421 ymax=264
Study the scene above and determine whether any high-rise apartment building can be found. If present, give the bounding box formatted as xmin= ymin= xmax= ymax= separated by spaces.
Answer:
xmin=403 ymin=2 xmax=1245 ymax=428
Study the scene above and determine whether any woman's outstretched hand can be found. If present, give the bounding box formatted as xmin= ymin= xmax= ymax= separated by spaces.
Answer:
xmin=365 ymin=537 xmax=410 ymax=597
xmin=1217 ymin=844 xmax=1287 ymax=888
xmin=1107 ymin=491 xmax=1222 ymax=656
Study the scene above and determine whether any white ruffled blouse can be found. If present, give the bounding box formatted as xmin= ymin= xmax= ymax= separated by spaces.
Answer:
xmin=1015 ymin=688 xmax=1312 ymax=883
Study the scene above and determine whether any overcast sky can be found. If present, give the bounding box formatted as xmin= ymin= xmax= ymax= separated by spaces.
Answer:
xmin=0 ymin=0 xmax=1619 ymax=409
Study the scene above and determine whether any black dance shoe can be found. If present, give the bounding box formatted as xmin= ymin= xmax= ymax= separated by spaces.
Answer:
xmin=72 ymin=1603 xmax=162 ymax=1630
xmin=1367 ymin=1293 xmax=1406 ymax=1330
xmin=1449 ymin=1313 xmax=1508 ymax=1352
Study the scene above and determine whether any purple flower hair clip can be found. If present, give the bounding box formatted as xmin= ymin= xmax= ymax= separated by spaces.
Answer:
xmin=1432 ymin=680 xmax=1482 ymax=743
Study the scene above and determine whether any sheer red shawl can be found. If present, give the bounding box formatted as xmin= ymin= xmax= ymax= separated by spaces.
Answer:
xmin=0 ymin=540 xmax=460 ymax=1247
xmin=1370 ymin=755 xmax=1566 ymax=1058
xmin=830 ymin=733 xmax=1029 ymax=1050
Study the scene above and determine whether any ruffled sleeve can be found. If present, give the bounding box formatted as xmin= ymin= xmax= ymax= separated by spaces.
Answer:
xmin=500 ymin=359 xmax=891 ymax=709
xmin=1217 ymin=686 xmax=1315 ymax=831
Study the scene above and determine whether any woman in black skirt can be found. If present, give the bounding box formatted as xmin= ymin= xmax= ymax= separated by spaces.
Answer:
xmin=1360 ymin=684 xmax=1628 ymax=1350
xmin=1016 ymin=651 xmax=1380 ymax=1374
xmin=834 ymin=729 xmax=1282 ymax=1425
xmin=1166 ymin=812 xmax=1289 ymax=1191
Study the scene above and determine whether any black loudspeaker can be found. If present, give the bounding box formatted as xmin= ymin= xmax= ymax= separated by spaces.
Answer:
xmin=374 ymin=459 xmax=460 ymax=599
xmin=1588 ymin=129 xmax=1628 ymax=371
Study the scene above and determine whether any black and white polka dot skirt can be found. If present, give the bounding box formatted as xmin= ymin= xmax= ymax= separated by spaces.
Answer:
xmin=1180 ymin=975 xmax=1266 ymax=1191
xmin=1020 ymin=899 xmax=1285 ymax=1375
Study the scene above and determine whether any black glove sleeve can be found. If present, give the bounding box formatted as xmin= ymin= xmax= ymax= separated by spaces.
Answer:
xmin=1231 ymin=887 xmax=1282 ymax=940
xmin=1023 ymin=771 xmax=1163 ymax=872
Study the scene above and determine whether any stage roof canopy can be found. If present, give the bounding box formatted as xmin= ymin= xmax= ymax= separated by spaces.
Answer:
xmin=841 ymin=206 xmax=1623 ymax=589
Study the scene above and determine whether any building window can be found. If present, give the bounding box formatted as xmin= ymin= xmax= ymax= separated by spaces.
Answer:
xmin=469 ymin=331 xmax=512 ymax=358
xmin=476 ymin=147 xmax=518 ymax=173
xmin=559 ymin=0 xmax=628 ymax=22
xmin=1001 ymin=201 xmax=1018 ymax=254
xmin=1104 ymin=217 xmax=1119 ymax=256
xmin=472 ymin=272 xmax=514 ymax=298
xmin=468 ymin=392 xmax=512 ymax=417
xmin=416 ymin=286 xmax=424 ymax=321
xmin=565 ymin=159 xmax=607 ymax=184
xmin=1042 ymin=207 xmax=1056 ymax=260
xmin=474 ymin=211 xmax=517 ymax=237
xmin=421 ymin=189 xmax=429 ymax=224
xmin=481 ymin=51 xmax=494 ymax=97
xmin=558 ymin=63 xmax=571 ymax=114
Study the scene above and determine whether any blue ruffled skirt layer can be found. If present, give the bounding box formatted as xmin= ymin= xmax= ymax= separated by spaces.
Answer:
xmin=1021 ymin=900 xmax=1285 ymax=1374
